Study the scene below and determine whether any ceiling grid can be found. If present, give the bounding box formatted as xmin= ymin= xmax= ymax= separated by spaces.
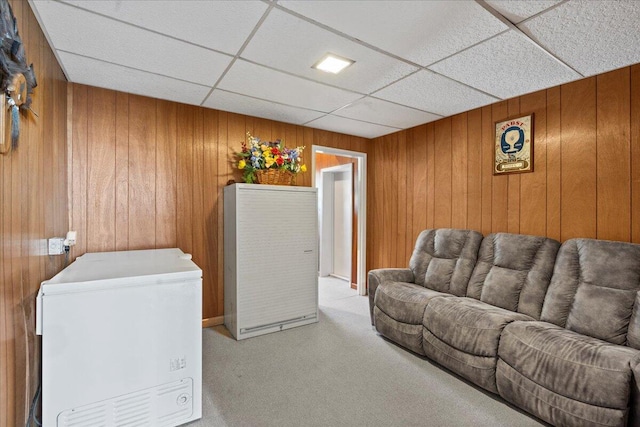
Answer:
xmin=29 ymin=0 xmax=640 ymax=138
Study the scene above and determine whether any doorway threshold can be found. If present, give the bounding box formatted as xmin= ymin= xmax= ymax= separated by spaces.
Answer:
xmin=328 ymin=273 xmax=349 ymax=282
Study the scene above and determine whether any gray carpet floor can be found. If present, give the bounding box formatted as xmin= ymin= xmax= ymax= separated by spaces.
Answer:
xmin=188 ymin=277 xmax=545 ymax=427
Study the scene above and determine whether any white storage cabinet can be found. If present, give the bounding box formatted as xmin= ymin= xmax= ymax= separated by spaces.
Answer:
xmin=36 ymin=248 xmax=202 ymax=427
xmin=224 ymin=184 xmax=319 ymax=340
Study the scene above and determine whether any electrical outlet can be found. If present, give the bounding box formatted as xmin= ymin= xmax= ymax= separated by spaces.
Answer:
xmin=64 ymin=230 xmax=77 ymax=247
xmin=48 ymin=237 xmax=65 ymax=255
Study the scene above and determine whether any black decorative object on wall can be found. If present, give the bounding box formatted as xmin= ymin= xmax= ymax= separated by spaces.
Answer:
xmin=0 ymin=0 xmax=37 ymax=154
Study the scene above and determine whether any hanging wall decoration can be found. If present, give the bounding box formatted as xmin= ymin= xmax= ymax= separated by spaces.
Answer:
xmin=494 ymin=113 xmax=533 ymax=175
xmin=0 ymin=0 xmax=37 ymax=155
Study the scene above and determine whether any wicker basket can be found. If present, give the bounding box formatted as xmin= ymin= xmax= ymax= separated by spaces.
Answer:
xmin=256 ymin=169 xmax=294 ymax=185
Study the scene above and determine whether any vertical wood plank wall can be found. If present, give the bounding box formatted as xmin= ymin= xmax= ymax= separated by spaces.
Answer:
xmin=68 ymin=83 xmax=368 ymax=321
xmin=0 ymin=1 xmax=68 ymax=426
xmin=368 ymin=65 xmax=640 ymax=270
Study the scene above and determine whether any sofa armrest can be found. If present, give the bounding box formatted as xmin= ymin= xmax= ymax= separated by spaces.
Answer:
xmin=367 ymin=268 xmax=414 ymax=325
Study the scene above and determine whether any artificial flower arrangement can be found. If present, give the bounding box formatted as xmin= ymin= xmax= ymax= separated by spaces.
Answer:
xmin=236 ymin=132 xmax=307 ymax=184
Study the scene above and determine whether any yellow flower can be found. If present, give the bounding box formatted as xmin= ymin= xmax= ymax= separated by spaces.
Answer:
xmin=265 ymin=157 xmax=275 ymax=168
xmin=238 ymin=159 xmax=246 ymax=169
xmin=261 ymin=144 xmax=268 ymax=151
xmin=300 ymin=164 xmax=307 ymax=172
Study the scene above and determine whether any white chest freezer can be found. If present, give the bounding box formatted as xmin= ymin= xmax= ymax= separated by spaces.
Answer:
xmin=36 ymin=248 xmax=202 ymax=427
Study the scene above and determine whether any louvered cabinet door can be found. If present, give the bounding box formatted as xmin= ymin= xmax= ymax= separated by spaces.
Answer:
xmin=224 ymin=184 xmax=318 ymax=339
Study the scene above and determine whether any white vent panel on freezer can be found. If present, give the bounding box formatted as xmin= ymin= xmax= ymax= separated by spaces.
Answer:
xmin=58 ymin=379 xmax=193 ymax=427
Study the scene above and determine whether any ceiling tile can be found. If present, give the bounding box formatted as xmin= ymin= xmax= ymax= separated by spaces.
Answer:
xmin=374 ymin=70 xmax=498 ymax=117
xmin=278 ymin=0 xmax=508 ymax=66
xmin=218 ymin=60 xmax=362 ymax=113
xmin=31 ymin=0 xmax=640 ymax=141
xmin=485 ymin=0 xmax=563 ymax=24
xmin=429 ymin=30 xmax=580 ymax=100
xmin=305 ymin=115 xmax=399 ymax=139
xmin=59 ymin=52 xmax=211 ymax=105
xmin=61 ymin=0 xmax=268 ymax=54
xmin=519 ymin=1 xmax=640 ymax=76
xmin=203 ymin=90 xmax=325 ymax=125
xmin=334 ymin=97 xmax=441 ymax=129
xmin=241 ymin=8 xmax=417 ymax=94
xmin=31 ymin=0 xmax=232 ymax=86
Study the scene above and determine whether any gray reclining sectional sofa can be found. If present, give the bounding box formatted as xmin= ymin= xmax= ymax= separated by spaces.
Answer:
xmin=368 ymin=228 xmax=640 ymax=427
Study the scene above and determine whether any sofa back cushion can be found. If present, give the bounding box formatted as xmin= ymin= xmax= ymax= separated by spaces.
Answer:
xmin=408 ymin=229 xmax=483 ymax=296
xmin=466 ymin=233 xmax=560 ymax=319
xmin=541 ymin=238 xmax=640 ymax=347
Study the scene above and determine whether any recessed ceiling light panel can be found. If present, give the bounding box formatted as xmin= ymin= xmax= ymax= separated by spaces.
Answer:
xmin=312 ymin=53 xmax=354 ymax=74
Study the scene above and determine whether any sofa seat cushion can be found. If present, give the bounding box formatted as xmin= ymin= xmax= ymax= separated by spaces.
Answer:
xmin=423 ymin=297 xmax=534 ymax=357
xmin=422 ymin=327 xmax=499 ymax=393
xmin=498 ymin=321 xmax=639 ymax=411
xmin=374 ymin=307 xmax=425 ymax=355
xmin=422 ymin=297 xmax=534 ymax=393
xmin=375 ymin=282 xmax=451 ymax=325
xmin=374 ymin=282 xmax=452 ymax=356
xmin=497 ymin=359 xmax=628 ymax=427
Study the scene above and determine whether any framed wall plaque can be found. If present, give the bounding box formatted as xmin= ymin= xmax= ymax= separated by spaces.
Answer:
xmin=494 ymin=113 xmax=533 ymax=175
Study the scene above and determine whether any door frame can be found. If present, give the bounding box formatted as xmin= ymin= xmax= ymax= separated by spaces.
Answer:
xmin=311 ymin=145 xmax=367 ymax=296
xmin=318 ymin=163 xmax=353 ymax=281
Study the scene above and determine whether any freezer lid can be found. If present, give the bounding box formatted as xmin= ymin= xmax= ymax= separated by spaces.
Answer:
xmin=40 ymin=248 xmax=201 ymax=294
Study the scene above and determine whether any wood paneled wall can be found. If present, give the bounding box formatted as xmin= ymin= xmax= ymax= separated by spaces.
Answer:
xmin=68 ymin=84 xmax=368 ymax=320
xmin=0 ymin=1 xmax=69 ymax=426
xmin=368 ymin=65 xmax=640 ymax=270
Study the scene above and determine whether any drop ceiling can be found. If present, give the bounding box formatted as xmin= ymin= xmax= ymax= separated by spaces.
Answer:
xmin=29 ymin=0 xmax=640 ymax=139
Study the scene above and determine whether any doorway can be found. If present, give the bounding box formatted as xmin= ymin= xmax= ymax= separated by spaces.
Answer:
xmin=319 ymin=163 xmax=353 ymax=284
xmin=312 ymin=146 xmax=367 ymax=296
